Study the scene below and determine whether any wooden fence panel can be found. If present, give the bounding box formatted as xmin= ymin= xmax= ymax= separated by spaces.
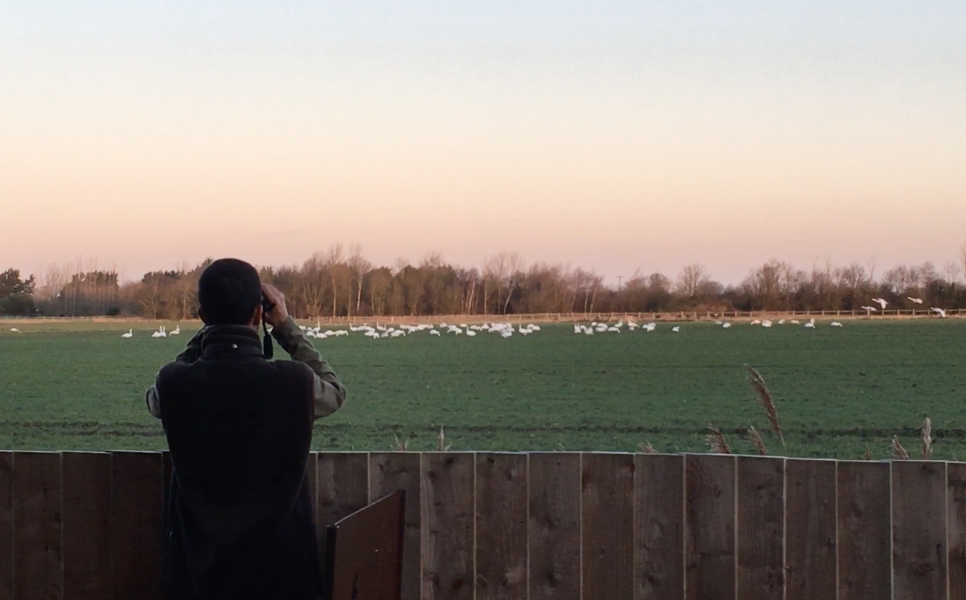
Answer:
xmin=62 ymin=452 xmax=113 ymax=600
xmin=785 ymin=459 xmax=837 ymax=600
xmin=112 ymin=451 xmax=164 ymax=600
xmin=306 ymin=452 xmax=318 ymax=510
xmin=13 ymin=452 xmax=63 ymax=600
xmin=421 ymin=453 xmax=475 ymax=600
xmin=837 ymin=461 xmax=891 ymax=600
xmin=475 ymin=453 xmax=528 ymax=600
xmin=685 ymin=454 xmax=736 ymax=600
xmin=370 ymin=452 xmax=422 ymax=600
xmin=948 ymin=463 xmax=966 ymax=600
xmin=737 ymin=456 xmax=784 ymax=600
xmin=634 ymin=454 xmax=684 ymax=600
xmin=317 ymin=452 xmax=368 ymax=571
xmin=892 ymin=461 xmax=947 ymax=600
xmin=582 ymin=453 xmax=635 ymax=599
xmin=0 ymin=452 xmax=13 ymax=600
xmin=528 ymin=453 xmax=581 ymax=600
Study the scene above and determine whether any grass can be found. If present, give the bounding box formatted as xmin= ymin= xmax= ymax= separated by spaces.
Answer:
xmin=1 ymin=319 xmax=964 ymax=459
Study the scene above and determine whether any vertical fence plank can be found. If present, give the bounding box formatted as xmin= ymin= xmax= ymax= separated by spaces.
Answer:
xmin=13 ymin=452 xmax=63 ymax=600
xmin=0 ymin=452 xmax=13 ymax=600
xmin=634 ymin=454 xmax=685 ymax=600
xmin=317 ymin=452 xmax=368 ymax=571
xmin=785 ymin=459 xmax=837 ymax=600
xmin=112 ymin=451 xmax=164 ymax=600
xmin=528 ymin=452 xmax=581 ymax=600
xmin=737 ymin=456 xmax=784 ymax=600
xmin=948 ymin=463 xmax=966 ymax=600
xmin=685 ymin=454 xmax=736 ymax=600
xmin=62 ymin=452 xmax=113 ymax=600
xmin=370 ymin=452 xmax=422 ymax=600
xmin=837 ymin=461 xmax=891 ymax=600
xmin=476 ymin=453 xmax=528 ymax=600
xmin=583 ymin=453 xmax=635 ymax=599
xmin=421 ymin=453 xmax=475 ymax=600
xmin=306 ymin=452 xmax=319 ymax=511
xmin=892 ymin=461 xmax=947 ymax=600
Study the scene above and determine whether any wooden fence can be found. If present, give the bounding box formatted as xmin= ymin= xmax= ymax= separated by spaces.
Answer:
xmin=1 ymin=451 xmax=965 ymax=599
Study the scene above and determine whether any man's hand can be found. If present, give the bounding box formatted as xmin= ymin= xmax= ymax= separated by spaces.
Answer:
xmin=261 ymin=283 xmax=290 ymax=327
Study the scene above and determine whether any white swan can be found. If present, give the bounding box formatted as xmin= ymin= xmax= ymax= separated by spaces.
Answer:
xmin=169 ymin=325 xmax=181 ymax=336
xmin=931 ymin=307 xmax=947 ymax=318
xmin=122 ymin=329 xmax=133 ymax=338
xmin=9 ymin=328 xmax=20 ymax=333
xmin=872 ymin=298 xmax=888 ymax=310
xmin=671 ymin=326 xmax=680 ymax=332
xmin=907 ymin=297 xmax=924 ymax=305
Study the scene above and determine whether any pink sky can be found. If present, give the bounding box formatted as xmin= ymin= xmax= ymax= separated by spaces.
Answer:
xmin=2 ymin=2 xmax=964 ymax=285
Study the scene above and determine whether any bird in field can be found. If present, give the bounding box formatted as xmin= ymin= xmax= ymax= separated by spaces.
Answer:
xmin=830 ymin=322 xmax=843 ymax=327
xmin=804 ymin=322 xmax=816 ymax=329
xmin=169 ymin=325 xmax=181 ymax=336
xmin=790 ymin=319 xmax=800 ymax=325
xmin=671 ymin=326 xmax=680 ymax=333
xmin=9 ymin=328 xmax=20 ymax=333
xmin=122 ymin=329 xmax=133 ymax=338
xmin=152 ymin=326 xmax=167 ymax=338
xmin=860 ymin=306 xmax=877 ymax=312
xmin=907 ymin=297 xmax=924 ymax=305
xmin=466 ymin=329 xmax=477 ymax=337
xmin=722 ymin=322 xmax=732 ymax=329
xmin=872 ymin=298 xmax=888 ymax=310
xmin=931 ymin=307 xmax=947 ymax=318
xmin=761 ymin=320 xmax=773 ymax=328
xmin=430 ymin=329 xmax=441 ymax=336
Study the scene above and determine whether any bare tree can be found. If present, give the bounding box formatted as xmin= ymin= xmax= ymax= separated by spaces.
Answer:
xmin=961 ymin=242 xmax=966 ymax=279
xmin=942 ymin=261 xmax=960 ymax=285
xmin=322 ymin=243 xmax=346 ymax=318
xmin=347 ymin=244 xmax=372 ymax=316
xmin=297 ymin=253 xmax=329 ymax=318
xmin=676 ymin=263 xmax=709 ymax=299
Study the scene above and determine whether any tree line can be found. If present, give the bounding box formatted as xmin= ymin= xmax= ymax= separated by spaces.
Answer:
xmin=3 ymin=242 xmax=966 ymax=319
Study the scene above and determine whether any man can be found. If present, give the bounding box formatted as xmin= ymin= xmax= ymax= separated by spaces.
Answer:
xmin=146 ymin=258 xmax=347 ymax=599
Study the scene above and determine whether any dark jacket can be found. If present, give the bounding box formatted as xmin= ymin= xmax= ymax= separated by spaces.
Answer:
xmin=151 ymin=322 xmax=346 ymax=599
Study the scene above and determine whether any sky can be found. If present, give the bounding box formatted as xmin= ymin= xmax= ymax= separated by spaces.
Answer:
xmin=1 ymin=1 xmax=964 ymax=285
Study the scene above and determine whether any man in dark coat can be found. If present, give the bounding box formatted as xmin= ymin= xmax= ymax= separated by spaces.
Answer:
xmin=146 ymin=258 xmax=347 ymax=599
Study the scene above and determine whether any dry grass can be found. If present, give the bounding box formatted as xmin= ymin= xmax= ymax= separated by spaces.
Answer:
xmin=864 ymin=445 xmax=872 ymax=461
xmin=706 ymin=425 xmax=732 ymax=454
xmin=437 ymin=426 xmax=452 ymax=452
xmin=921 ymin=417 xmax=933 ymax=460
xmin=748 ymin=426 xmax=768 ymax=456
xmin=639 ymin=441 xmax=658 ymax=454
xmin=747 ymin=366 xmax=786 ymax=450
xmin=892 ymin=436 xmax=909 ymax=460
xmin=392 ymin=434 xmax=409 ymax=451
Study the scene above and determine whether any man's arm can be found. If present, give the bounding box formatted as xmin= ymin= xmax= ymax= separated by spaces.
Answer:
xmin=145 ymin=326 xmax=207 ymax=419
xmin=262 ymin=283 xmax=347 ymax=419
xmin=271 ymin=316 xmax=348 ymax=419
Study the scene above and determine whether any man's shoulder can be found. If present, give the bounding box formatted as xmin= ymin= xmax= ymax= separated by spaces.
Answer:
xmin=271 ymin=359 xmax=316 ymax=380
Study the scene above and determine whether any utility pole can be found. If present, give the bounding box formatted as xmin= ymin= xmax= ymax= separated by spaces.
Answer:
xmin=617 ymin=275 xmax=623 ymax=292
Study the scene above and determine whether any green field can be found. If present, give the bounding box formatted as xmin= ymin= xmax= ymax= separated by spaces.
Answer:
xmin=1 ymin=319 xmax=964 ymax=459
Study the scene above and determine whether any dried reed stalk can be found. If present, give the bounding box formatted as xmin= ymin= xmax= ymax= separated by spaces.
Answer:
xmin=392 ymin=434 xmax=408 ymax=451
xmin=639 ymin=442 xmax=658 ymax=454
xmin=437 ymin=426 xmax=451 ymax=452
xmin=748 ymin=426 xmax=768 ymax=456
xmin=747 ymin=366 xmax=786 ymax=450
xmin=706 ymin=426 xmax=732 ymax=454
xmin=892 ymin=436 xmax=909 ymax=460
xmin=921 ymin=417 xmax=933 ymax=460
xmin=864 ymin=445 xmax=872 ymax=461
